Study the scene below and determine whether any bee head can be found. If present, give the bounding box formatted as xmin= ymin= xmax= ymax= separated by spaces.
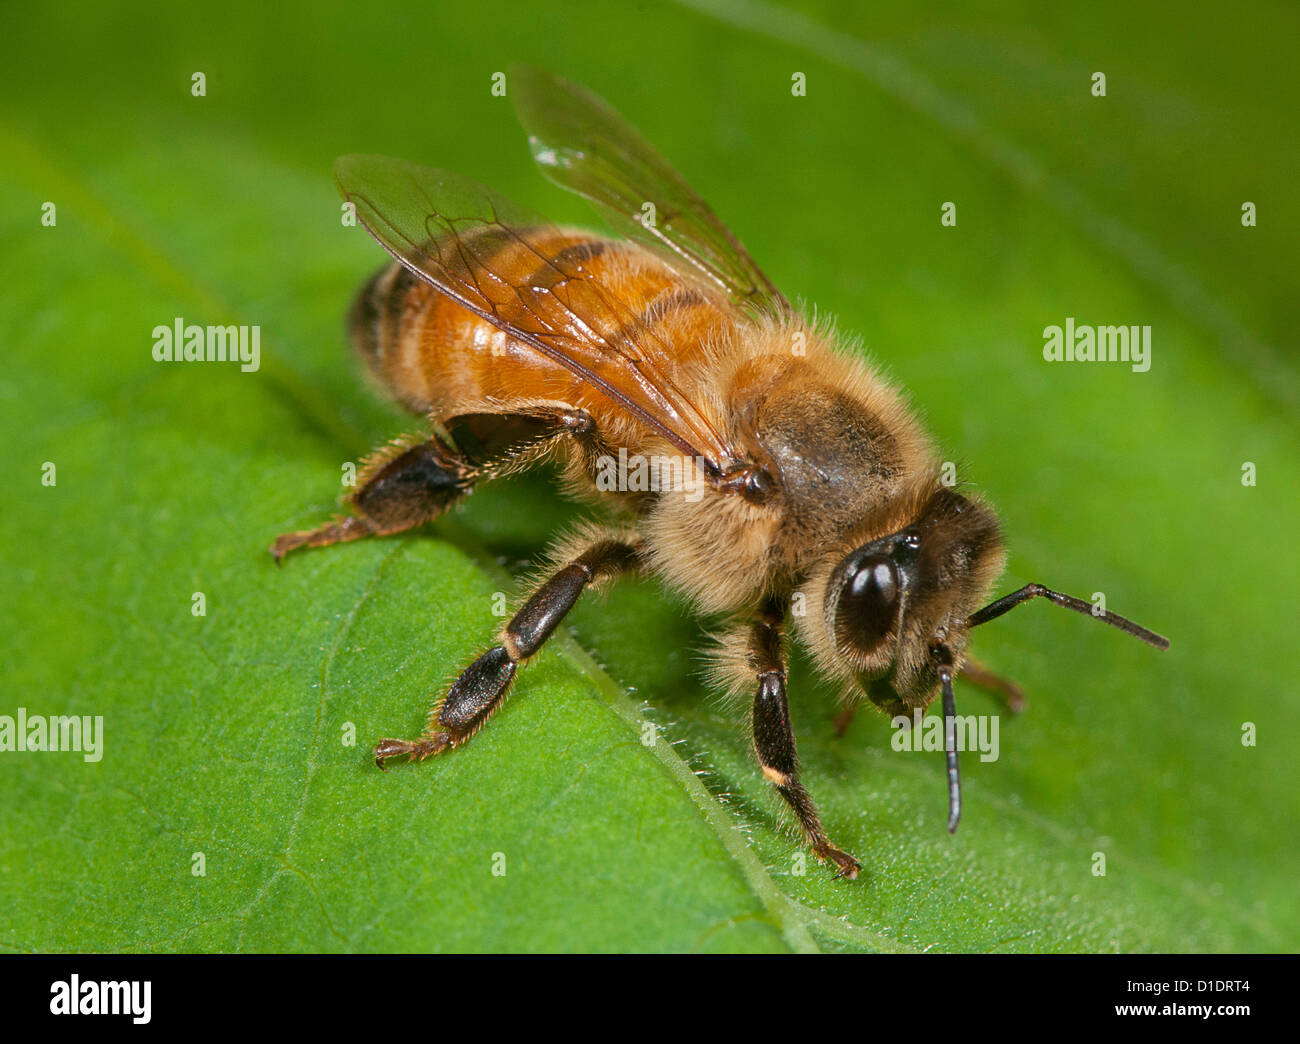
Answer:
xmin=821 ymin=487 xmax=1004 ymax=714
xmin=813 ymin=484 xmax=1168 ymax=833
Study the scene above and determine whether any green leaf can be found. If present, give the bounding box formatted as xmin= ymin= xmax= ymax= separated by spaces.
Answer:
xmin=1 ymin=0 xmax=1295 ymax=953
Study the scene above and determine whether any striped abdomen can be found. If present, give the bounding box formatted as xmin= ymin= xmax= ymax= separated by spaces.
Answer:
xmin=347 ymin=227 xmax=738 ymax=455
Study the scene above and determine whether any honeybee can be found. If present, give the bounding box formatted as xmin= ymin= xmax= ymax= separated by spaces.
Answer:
xmin=273 ymin=68 xmax=1168 ymax=878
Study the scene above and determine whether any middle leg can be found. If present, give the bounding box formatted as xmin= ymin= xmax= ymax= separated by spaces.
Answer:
xmin=374 ymin=529 xmax=640 ymax=768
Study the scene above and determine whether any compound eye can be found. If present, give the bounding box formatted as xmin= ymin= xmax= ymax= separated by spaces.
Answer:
xmin=832 ymin=552 xmax=901 ymax=656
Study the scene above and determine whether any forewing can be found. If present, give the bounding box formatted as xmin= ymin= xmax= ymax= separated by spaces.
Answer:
xmin=334 ymin=153 xmax=737 ymax=470
xmin=510 ymin=66 xmax=789 ymax=317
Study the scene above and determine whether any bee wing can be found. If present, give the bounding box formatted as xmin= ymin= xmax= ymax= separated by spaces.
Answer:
xmin=510 ymin=66 xmax=790 ymax=318
xmin=335 ymin=153 xmax=738 ymax=471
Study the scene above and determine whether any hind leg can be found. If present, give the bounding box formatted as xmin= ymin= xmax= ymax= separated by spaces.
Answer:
xmin=271 ymin=405 xmax=602 ymax=562
xmin=271 ymin=435 xmax=474 ymax=561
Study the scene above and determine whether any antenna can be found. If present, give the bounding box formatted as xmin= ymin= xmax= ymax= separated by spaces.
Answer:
xmin=931 ymin=585 xmax=1165 ymax=834
xmin=930 ymin=642 xmax=962 ymax=833
xmin=966 ymin=583 xmax=1169 ymax=650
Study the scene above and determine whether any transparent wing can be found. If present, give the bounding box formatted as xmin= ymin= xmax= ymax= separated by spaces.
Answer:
xmin=334 ymin=153 xmax=738 ymax=472
xmin=510 ymin=66 xmax=790 ymax=318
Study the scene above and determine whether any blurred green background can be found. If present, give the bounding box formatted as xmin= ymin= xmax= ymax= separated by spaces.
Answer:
xmin=1 ymin=0 xmax=1296 ymax=953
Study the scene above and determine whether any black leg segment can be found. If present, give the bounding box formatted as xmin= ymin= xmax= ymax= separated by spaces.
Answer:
xmin=271 ymin=435 xmax=474 ymax=561
xmin=272 ymin=406 xmax=604 ymax=563
xmin=374 ymin=534 xmax=639 ymax=769
xmin=748 ymin=601 xmax=861 ymax=879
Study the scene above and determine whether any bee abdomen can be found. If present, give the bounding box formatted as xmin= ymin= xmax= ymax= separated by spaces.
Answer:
xmin=346 ymin=227 xmax=730 ymax=423
xmin=347 ymin=265 xmax=387 ymax=376
xmin=348 ymin=261 xmax=431 ymax=413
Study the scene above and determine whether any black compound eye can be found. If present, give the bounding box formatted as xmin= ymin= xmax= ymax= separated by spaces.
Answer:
xmin=832 ymin=552 xmax=901 ymax=656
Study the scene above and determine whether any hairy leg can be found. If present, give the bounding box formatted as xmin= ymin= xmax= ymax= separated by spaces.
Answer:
xmin=271 ymin=406 xmax=600 ymax=562
xmin=748 ymin=601 xmax=861 ymax=879
xmin=271 ymin=436 xmax=472 ymax=561
xmin=374 ymin=530 xmax=639 ymax=767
